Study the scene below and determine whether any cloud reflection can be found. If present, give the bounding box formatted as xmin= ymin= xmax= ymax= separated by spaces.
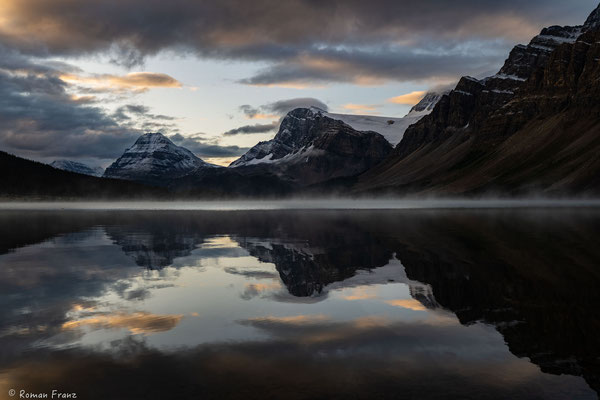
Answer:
xmin=62 ymin=311 xmax=184 ymax=335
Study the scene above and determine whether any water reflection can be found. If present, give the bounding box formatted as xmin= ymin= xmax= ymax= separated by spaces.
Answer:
xmin=0 ymin=209 xmax=599 ymax=399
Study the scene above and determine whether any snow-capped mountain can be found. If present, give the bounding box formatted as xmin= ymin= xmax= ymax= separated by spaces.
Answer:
xmin=229 ymin=107 xmax=392 ymax=186
xmin=104 ymin=132 xmax=218 ymax=185
xmin=50 ymin=160 xmax=104 ymax=177
xmin=323 ymin=92 xmax=445 ymax=145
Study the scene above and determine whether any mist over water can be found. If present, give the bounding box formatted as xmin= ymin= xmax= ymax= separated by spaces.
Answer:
xmin=0 ymin=208 xmax=598 ymax=399
xmin=1 ymin=198 xmax=600 ymax=210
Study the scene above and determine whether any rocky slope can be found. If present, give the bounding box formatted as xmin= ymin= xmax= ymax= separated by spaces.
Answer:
xmin=104 ymin=132 xmax=217 ymax=186
xmin=50 ymin=160 xmax=104 ymax=177
xmin=356 ymin=3 xmax=600 ymax=196
xmin=228 ymin=107 xmax=393 ymax=186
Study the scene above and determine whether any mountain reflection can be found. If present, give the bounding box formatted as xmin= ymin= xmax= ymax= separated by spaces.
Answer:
xmin=0 ymin=209 xmax=598 ymax=399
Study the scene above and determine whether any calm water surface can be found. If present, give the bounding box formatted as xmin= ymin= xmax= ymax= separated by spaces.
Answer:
xmin=0 ymin=208 xmax=599 ymax=399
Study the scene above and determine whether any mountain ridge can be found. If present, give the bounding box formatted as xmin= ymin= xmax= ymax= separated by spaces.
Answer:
xmin=354 ymin=4 xmax=600 ymax=196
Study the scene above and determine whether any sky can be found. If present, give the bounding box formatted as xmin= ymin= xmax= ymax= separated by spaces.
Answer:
xmin=0 ymin=0 xmax=597 ymax=167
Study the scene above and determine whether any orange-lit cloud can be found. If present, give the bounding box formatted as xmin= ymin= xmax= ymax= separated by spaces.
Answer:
xmin=340 ymin=103 xmax=380 ymax=115
xmin=388 ymin=91 xmax=427 ymax=105
xmin=202 ymin=235 xmax=239 ymax=248
xmin=385 ymin=299 xmax=427 ymax=311
xmin=108 ymin=72 xmax=182 ymax=88
xmin=244 ymin=282 xmax=281 ymax=293
xmin=246 ymin=314 xmax=330 ymax=325
xmin=341 ymin=287 xmax=379 ymax=300
xmin=204 ymin=157 xmax=240 ymax=167
xmin=62 ymin=311 xmax=184 ymax=335
xmin=246 ymin=113 xmax=278 ymax=120
xmin=60 ymin=72 xmax=182 ymax=92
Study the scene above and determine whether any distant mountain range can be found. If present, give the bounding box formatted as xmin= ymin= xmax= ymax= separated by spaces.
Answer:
xmin=50 ymin=160 xmax=104 ymax=177
xmin=2 ymin=3 xmax=599 ymax=199
xmin=95 ymin=92 xmax=442 ymax=196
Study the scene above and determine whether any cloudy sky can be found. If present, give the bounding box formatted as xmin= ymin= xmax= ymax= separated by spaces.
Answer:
xmin=0 ymin=0 xmax=597 ymax=167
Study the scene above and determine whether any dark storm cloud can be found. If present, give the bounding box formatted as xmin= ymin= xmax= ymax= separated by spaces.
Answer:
xmin=0 ymin=45 xmax=243 ymax=162
xmin=0 ymin=46 xmax=248 ymax=162
xmin=227 ymin=97 xmax=328 ymax=137
xmin=239 ymin=105 xmax=261 ymax=119
xmin=0 ymin=48 xmax=141 ymax=161
xmin=0 ymin=42 xmax=204 ymax=163
xmin=238 ymin=98 xmax=328 ymax=119
xmin=169 ymin=134 xmax=249 ymax=158
xmin=126 ymin=105 xmax=150 ymax=114
xmin=265 ymin=98 xmax=329 ymax=114
xmin=223 ymin=122 xmax=279 ymax=136
xmin=223 ymin=267 xmax=279 ymax=280
xmin=239 ymin=45 xmax=505 ymax=86
xmin=0 ymin=0 xmax=596 ymax=82
xmin=113 ymin=104 xmax=176 ymax=124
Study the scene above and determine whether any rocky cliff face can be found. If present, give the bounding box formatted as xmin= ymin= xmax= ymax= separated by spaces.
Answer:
xmin=104 ymin=132 xmax=217 ymax=186
xmin=357 ymin=4 xmax=600 ymax=196
xmin=230 ymin=107 xmax=392 ymax=186
xmin=392 ymin=18 xmax=591 ymax=160
xmin=409 ymin=92 xmax=446 ymax=113
xmin=584 ymin=3 xmax=600 ymax=31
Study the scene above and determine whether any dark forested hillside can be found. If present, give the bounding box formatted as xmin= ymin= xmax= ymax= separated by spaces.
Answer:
xmin=0 ymin=151 xmax=166 ymax=199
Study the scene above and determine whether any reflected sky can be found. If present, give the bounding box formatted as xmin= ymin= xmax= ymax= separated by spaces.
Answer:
xmin=0 ymin=209 xmax=598 ymax=399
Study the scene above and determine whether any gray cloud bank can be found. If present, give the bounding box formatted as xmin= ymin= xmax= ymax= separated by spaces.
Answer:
xmin=0 ymin=46 xmax=139 ymax=163
xmin=225 ymin=98 xmax=329 ymax=136
xmin=223 ymin=122 xmax=279 ymax=136
xmin=1 ymin=0 xmax=596 ymax=84
xmin=0 ymin=46 xmax=247 ymax=163
xmin=169 ymin=134 xmax=249 ymax=158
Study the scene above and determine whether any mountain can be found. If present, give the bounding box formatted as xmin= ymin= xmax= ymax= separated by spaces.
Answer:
xmin=229 ymin=107 xmax=392 ymax=186
xmin=0 ymin=151 xmax=166 ymax=199
xmin=355 ymin=3 xmax=600 ymax=196
xmin=103 ymin=132 xmax=218 ymax=186
xmin=321 ymin=92 xmax=445 ymax=146
xmin=50 ymin=160 xmax=104 ymax=177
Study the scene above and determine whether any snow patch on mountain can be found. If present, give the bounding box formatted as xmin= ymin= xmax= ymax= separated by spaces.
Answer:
xmin=324 ymin=92 xmax=445 ymax=145
xmin=50 ymin=160 xmax=104 ymax=177
xmin=323 ymin=113 xmax=414 ymax=146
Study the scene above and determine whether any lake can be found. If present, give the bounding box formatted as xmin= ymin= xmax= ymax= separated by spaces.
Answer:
xmin=0 ymin=205 xmax=599 ymax=399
